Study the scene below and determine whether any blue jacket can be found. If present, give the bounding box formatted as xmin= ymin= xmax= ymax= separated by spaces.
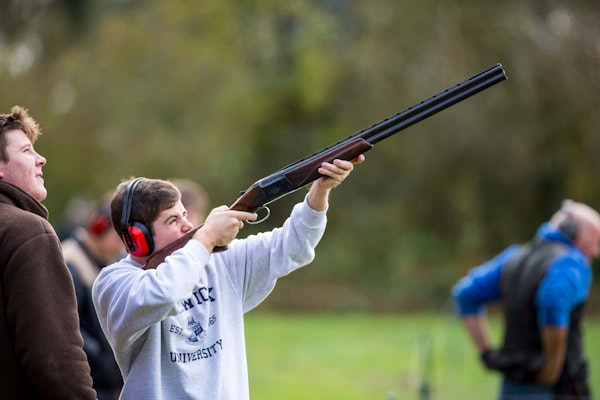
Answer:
xmin=452 ymin=223 xmax=592 ymax=327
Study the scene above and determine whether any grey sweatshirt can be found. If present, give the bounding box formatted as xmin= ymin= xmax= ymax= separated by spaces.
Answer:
xmin=92 ymin=198 xmax=326 ymax=399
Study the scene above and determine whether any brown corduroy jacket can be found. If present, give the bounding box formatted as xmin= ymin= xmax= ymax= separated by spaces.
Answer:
xmin=0 ymin=181 xmax=96 ymax=399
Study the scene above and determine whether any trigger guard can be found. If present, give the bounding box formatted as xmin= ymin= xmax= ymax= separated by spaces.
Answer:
xmin=246 ymin=206 xmax=270 ymax=225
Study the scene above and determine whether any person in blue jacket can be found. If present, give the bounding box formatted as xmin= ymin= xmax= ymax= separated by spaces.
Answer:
xmin=452 ymin=200 xmax=600 ymax=400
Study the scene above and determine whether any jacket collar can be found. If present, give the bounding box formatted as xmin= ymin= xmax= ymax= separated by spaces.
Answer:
xmin=0 ymin=180 xmax=49 ymax=219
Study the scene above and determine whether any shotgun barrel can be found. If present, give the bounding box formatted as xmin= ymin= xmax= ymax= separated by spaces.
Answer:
xmin=144 ymin=64 xmax=507 ymax=269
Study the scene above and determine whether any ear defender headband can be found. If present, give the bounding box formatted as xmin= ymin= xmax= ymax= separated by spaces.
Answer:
xmin=120 ymin=177 xmax=155 ymax=257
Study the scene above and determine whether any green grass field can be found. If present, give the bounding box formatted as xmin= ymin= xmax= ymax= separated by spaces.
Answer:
xmin=245 ymin=312 xmax=600 ymax=399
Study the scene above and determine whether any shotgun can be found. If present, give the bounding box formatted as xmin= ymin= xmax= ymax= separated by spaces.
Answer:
xmin=144 ymin=63 xmax=507 ymax=269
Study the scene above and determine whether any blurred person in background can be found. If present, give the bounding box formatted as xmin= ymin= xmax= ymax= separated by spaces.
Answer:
xmin=92 ymin=155 xmax=363 ymax=400
xmin=62 ymin=198 xmax=125 ymax=399
xmin=452 ymin=200 xmax=600 ymax=400
xmin=55 ymin=195 xmax=101 ymax=240
xmin=171 ymin=178 xmax=209 ymax=226
xmin=0 ymin=105 xmax=96 ymax=399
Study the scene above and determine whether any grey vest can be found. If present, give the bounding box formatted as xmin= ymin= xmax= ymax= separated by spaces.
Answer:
xmin=499 ymin=240 xmax=589 ymax=398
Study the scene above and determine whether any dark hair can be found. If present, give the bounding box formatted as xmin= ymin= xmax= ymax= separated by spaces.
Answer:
xmin=0 ymin=105 xmax=42 ymax=162
xmin=110 ymin=177 xmax=181 ymax=236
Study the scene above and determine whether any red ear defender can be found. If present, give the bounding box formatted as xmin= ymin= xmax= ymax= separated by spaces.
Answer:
xmin=120 ymin=177 xmax=155 ymax=257
xmin=90 ymin=214 xmax=110 ymax=235
xmin=89 ymin=204 xmax=111 ymax=236
xmin=127 ymin=222 xmax=154 ymax=257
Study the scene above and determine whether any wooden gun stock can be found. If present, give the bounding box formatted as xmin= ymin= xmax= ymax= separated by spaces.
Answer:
xmin=144 ymin=226 xmax=202 ymax=269
xmin=143 ymin=64 xmax=507 ymax=270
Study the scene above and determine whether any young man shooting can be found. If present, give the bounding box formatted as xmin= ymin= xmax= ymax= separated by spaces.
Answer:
xmin=92 ymin=155 xmax=363 ymax=399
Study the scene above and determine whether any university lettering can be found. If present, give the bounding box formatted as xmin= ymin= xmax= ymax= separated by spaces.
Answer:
xmin=169 ymin=339 xmax=223 ymax=363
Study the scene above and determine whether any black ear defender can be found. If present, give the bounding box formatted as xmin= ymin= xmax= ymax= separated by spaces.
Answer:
xmin=558 ymin=199 xmax=579 ymax=241
xmin=120 ymin=177 xmax=154 ymax=257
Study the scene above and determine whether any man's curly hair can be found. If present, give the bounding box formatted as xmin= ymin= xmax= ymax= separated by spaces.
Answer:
xmin=0 ymin=106 xmax=42 ymax=162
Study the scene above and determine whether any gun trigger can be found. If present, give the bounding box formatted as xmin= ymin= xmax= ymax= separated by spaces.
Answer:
xmin=246 ymin=206 xmax=270 ymax=225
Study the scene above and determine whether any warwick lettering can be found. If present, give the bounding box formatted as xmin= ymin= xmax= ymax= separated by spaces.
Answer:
xmin=181 ymin=286 xmax=215 ymax=310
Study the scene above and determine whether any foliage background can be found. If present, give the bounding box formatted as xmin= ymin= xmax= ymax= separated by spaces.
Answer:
xmin=1 ymin=0 xmax=600 ymax=311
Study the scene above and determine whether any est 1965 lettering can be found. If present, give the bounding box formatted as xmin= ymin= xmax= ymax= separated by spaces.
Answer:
xmin=170 ymin=324 xmax=183 ymax=335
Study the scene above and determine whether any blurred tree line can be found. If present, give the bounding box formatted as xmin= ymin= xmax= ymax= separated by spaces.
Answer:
xmin=1 ymin=0 xmax=599 ymax=311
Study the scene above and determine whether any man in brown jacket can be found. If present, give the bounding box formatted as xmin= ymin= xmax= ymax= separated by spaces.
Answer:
xmin=0 ymin=105 xmax=97 ymax=399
